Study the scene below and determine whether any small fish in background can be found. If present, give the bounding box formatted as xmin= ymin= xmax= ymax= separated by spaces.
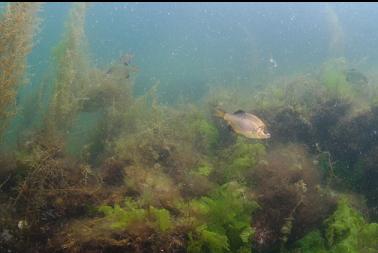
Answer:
xmin=17 ymin=219 xmax=28 ymax=230
xmin=344 ymin=68 xmax=368 ymax=86
xmin=214 ymin=108 xmax=271 ymax=139
xmin=269 ymin=55 xmax=278 ymax=68
xmin=106 ymin=53 xmax=135 ymax=75
xmin=119 ymin=53 xmax=133 ymax=66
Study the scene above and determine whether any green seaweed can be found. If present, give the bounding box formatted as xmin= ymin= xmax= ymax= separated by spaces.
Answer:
xmin=290 ymin=198 xmax=378 ymax=253
xmin=220 ymin=137 xmax=266 ymax=182
xmin=98 ymin=199 xmax=146 ymax=230
xmin=188 ymin=225 xmax=230 ymax=253
xmin=98 ymin=198 xmax=173 ymax=233
xmin=324 ymin=198 xmax=365 ymax=248
xmin=291 ymin=230 xmax=327 ymax=253
xmin=321 ymin=58 xmax=354 ymax=99
xmin=187 ymin=182 xmax=258 ymax=253
xmin=149 ymin=206 xmax=172 ymax=232
xmin=324 ymin=198 xmax=378 ymax=253
xmin=191 ymin=163 xmax=214 ymax=177
xmin=191 ymin=116 xmax=220 ymax=152
xmin=357 ymin=223 xmax=378 ymax=251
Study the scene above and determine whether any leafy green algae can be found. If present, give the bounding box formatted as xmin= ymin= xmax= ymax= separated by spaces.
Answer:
xmin=290 ymin=198 xmax=378 ymax=253
xmin=187 ymin=182 xmax=258 ymax=253
xmin=98 ymin=198 xmax=172 ymax=233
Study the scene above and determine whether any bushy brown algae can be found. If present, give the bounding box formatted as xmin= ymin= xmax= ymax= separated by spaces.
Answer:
xmin=248 ymin=144 xmax=337 ymax=252
xmin=1 ymin=3 xmax=378 ymax=253
xmin=0 ymin=3 xmax=42 ymax=138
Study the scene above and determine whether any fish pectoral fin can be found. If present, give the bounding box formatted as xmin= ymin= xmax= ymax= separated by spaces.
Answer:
xmin=233 ymin=110 xmax=246 ymax=116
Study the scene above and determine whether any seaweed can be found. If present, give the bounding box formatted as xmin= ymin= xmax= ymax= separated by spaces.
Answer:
xmin=51 ymin=198 xmax=183 ymax=253
xmin=100 ymin=158 xmax=126 ymax=186
xmin=289 ymin=230 xmax=327 ymax=253
xmin=123 ymin=165 xmax=183 ymax=209
xmin=312 ymin=104 xmax=378 ymax=212
xmin=289 ymin=198 xmax=378 ymax=253
xmin=266 ymin=106 xmax=313 ymax=144
xmin=191 ymin=116 xmax=220 ymax=153
xmin=321 ymin=58 xmax=353 ymax=99
xmin=187 ymin=182 xmax=258 ymax=253
xmin=249 ymin=144 xmax=337 ymax=252
xmin=215 ymin=137 xmax=266 ymax=183
xmin=47 ymin=3 xmax=91 ymax=133
xmin=0 ymin=132 xmax=102 ymax=253
xmin=0 ymin=3 xmax=42 ymax=138
xmin=191 ymin=163 xmax=214 ymax=177
xmin=3 ymin=4 xmax=378 ymax=253
xmin=324 ymin=198 xmax=365 ymax=248
xmin=187 ymin=225 xmax=230 ymax=253
xmin=98 ymin=198 xmax=156 ymax=232
xmin=359 ymin=146 xmax=378 ymax=219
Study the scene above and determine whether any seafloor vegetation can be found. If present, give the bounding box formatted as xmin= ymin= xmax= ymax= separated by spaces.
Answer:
xmin=0 ymin=3 xmax=377 ymax=253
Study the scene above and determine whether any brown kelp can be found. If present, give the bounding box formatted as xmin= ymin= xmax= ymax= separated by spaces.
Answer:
xmin=248 ymin=144 xmax=337 ymax=252
xmin=0 ymin=2 xmax=42 ymax=138
xmin=2 ymin=3 xmax=378 ymax=253
xmin=47 ymin=3 xmax=90 ymax=133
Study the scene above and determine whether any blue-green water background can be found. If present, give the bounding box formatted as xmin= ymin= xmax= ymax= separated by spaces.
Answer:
xmin=4 ymin=2 xmax=378 ymax=149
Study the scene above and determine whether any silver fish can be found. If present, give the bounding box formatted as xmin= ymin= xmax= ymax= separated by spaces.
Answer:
xmin=215 ymin=108 xmax=271 ymax=139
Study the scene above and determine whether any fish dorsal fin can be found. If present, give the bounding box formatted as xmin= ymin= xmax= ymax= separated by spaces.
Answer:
xmin=233 ymin=110 xmax=246 ymax=116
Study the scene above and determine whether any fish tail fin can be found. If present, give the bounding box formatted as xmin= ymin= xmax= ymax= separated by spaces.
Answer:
xmin=214 ymin=107 xmax=226 ymax=118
